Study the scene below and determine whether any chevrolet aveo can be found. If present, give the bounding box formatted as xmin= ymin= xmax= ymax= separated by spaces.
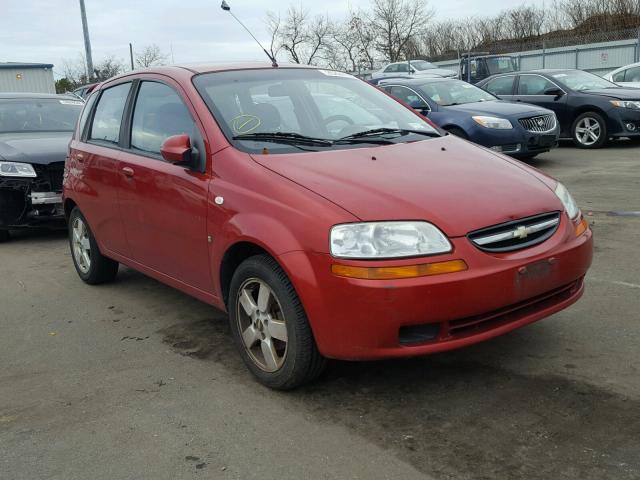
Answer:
xmin=64 ymin=63 xmax=593 ymax=389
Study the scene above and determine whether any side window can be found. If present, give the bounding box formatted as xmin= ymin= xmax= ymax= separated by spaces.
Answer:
xmin=89 ymin=83 xmax=131 ymax=144
xmin=612 ymin=70 xmax=626 ymax=83
xmin=389 ymin=86 xmax=427 ymax=108
xmin=485 ymin=76 xmax=515 ymax=96
xmin=626 ymin=66 xmax=640 ymax=82
xmin=397 ymin=64 xmax=409 ymax=73
xmin=518 ymin=75 xmax=555 ymax=95
xmin=130 ymin=82 xmax=196 ymax=155
xmin=78 ymin=93 xmax=97 ymax=139
xmin=384 ymin=64 xmax=398 ymax=73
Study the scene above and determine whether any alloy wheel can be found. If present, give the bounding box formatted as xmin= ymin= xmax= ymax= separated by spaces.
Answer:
xmin=236 ymin=278 xmax=288 ymax=372
xmin=575 ymin=117 xmax=602 ymax=146
xmin=71 ymin=217 xmax=91 ymax=274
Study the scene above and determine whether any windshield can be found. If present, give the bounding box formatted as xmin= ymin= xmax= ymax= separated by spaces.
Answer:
xmin=0 ymin=98 xmax=83 ymax=133
xmin=551 ymin=70 xmax=617 ymax=91
xmin=194 ymin=68 xmax=439 ymax=154
xmin=411 ymin=61 xmax=437 ymax=71
xmin=419 ymin=80 xmax=496 ymax=106
xmin=486 ymin=57 xmax=517 ymax=75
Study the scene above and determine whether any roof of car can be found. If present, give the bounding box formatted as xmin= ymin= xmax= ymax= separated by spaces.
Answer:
xmin=0 ymin=92 xmax=80 ymax=100
xmin=379 ymin=77 xmax=458 ymax=86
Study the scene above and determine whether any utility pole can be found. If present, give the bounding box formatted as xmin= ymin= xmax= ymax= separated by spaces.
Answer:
xmin=129 ymin=43 xmax=135 ymax=71
xmin=78 ymin=0 xmax=94 ymax=81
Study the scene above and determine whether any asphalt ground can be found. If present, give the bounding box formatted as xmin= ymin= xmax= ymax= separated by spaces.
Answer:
xmin=1 ymin=140 xmax=639 ymax=480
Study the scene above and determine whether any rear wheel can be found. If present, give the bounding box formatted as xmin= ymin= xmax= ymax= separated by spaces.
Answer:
xmin=228 ymin=254 xmax=326 ymax=390
xmin=572 ymin=112 xmax=608 ymax=149
xmin=69 ymin=207 xmax=119 ymax=284
xmin=0 ymin=230 xmax=10 ymax=243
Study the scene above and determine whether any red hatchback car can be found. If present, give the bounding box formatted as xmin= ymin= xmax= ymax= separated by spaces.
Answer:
xmin=64 ymin=63 xmax=592 ymax=389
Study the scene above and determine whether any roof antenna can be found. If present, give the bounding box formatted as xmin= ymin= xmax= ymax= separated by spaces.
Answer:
xmin=220 ymin=1 xmax=278 ymax=68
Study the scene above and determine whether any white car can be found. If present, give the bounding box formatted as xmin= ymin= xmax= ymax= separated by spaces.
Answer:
xmin=604 ymin=62 xmax=640 ymax=89
xmin=372 ymin=60 xmax=457 ymax=81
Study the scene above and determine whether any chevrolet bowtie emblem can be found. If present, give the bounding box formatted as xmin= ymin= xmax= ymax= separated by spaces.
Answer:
xmin=514 ymin=226 xmax=529 ymax=239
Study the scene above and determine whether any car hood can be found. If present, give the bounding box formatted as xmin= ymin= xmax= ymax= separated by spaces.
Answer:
xmin=581 ymin=87 xmax=640 ymax=100
xmin=0 ymin=132 xmax=72 ymax=165
xmin=443 ymin=100 xmax=547 ymax=117
xmin=250 ymin=136 xmax=562 ymax=237
xmin=416 ymin=69 xmax=457 ymax=77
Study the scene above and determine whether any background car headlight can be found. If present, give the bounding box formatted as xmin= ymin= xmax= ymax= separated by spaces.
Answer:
xmin=330 ymin=221 xmax=452 ymax=259
xmin=610 ymin=100 xmax=640 ymax=111
xmin=554 ymin=182 xmax=580 ymax=220
xmin=472 ymin=116 xmax=513 ymax=129
xmin=0 ymin=161 xmax=37 ymax=178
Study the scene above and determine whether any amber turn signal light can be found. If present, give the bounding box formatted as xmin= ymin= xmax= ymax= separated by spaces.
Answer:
xmin=331 ymin=259 xmax=468 ymax=280
xmin=575 ymin=218 xmax=589 ymax=237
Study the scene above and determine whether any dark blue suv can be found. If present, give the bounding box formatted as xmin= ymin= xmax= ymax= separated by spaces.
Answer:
xmin=380 ymin=78 xmax=559 ymax=159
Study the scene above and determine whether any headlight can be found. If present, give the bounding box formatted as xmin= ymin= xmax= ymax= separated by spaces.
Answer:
xmin=330 ymin=221 xmax=452 ymax=259
xmin=610 ymin=100 xmax=640 ymax=110
xmin=0 ymin=161 xmax=37 ymax=178
xmin=472 ymin=116 xmax=513 ymax=129
xmin=554 ymin=182 xmax=580 ymax=220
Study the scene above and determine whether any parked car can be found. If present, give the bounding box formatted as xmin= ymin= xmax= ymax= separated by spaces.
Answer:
xmin=380 ymin=77 xmax=559 ymax=159
xmin=460 ymin=54 xmax=519 ymax=84
xmin=372 ymin=60 xmax=457 ymax=80
xmin=604 ymin=62 xmax=640 ymax=89
xmin=72 ymin=83 xmax=98 ymax=99
xmin=0 ymin=93 xmax=83 ymax=241
xmin=477 ymin=69 xmax=640 ymax=148
xmin=64 ymin=64 xmax=592 ymax=389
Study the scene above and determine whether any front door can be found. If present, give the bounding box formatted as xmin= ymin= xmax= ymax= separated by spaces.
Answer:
xmin=117 ymin=79 xmax=213 ymax=292
xmin=513 ymin=74 xmax=569 ymax=133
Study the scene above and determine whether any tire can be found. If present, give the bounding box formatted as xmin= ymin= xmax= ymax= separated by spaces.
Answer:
xmin=0 ymin=230 xmax=10 ymax=243
xmin=517 ymin=154 xmax=538 ymax=161
xmin=572 ymin=112 xmax=608 ymax=149
xmin=445 ymin=127 xmax=468 ymax=140
xmin=228 ymin=254 xmax=326 ymax=390
xmin=68 ymin=207 xmax=118 ymax=285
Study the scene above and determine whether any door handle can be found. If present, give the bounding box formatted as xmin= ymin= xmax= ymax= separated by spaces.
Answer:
xmin=122 ymin=167 xmax=134 ymax=178
xmin=74 ymin=153 xmax=85 ymax=163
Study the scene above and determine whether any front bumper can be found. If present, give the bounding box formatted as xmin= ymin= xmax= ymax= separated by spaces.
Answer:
xmin=469 ymin=123 xmax=559 ymax=157
xmin=0 ymin=164 xmax=65 ymax=229
xmin=278 ymin=215 xmax=592 ymax=360
xmin=608 ymin=107 xmax=640 ymax=138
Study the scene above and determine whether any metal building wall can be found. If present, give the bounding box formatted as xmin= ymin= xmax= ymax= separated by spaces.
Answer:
xmin=434 ymin=37 xmax=640 ymax=77
xmin=0 ymin=68 xmax=55 ymax=93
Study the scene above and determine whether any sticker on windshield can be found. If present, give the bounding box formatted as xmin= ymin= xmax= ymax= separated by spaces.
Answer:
xmin=59 ymin=100 xmax=83 ymax=105
xmin=318 ymin=70 xmax=354 ymax=78
xmin=231 ymin=114 xmax=261 ymax=135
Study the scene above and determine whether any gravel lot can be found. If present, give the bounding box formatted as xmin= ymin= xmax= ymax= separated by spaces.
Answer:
xmin=1 ymin=141 xmax=639 ymax=480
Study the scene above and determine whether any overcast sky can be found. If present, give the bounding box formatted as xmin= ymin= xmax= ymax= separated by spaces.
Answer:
xmin=1 ymin=0 xmax=547 ymax=78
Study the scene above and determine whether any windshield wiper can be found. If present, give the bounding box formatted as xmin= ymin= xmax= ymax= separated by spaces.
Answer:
xmin=233 ymin=132 xmax=333 ymax=147
xmin=338 ymin=128 xmax=439 ymax=142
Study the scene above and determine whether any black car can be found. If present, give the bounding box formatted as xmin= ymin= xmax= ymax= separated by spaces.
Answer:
xmin=460 ymin=53 xmax=518 ymax=84
xmin=0 ymin=93 xmax=83 ymax=241
xmin=477 ymin=69 xmax=640 ymax=148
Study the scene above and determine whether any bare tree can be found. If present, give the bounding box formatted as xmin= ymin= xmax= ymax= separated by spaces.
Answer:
xmin=278 ymin=6 xmax=333 ymax=65
xmin=348 ymin=9 xmax=378 ymax=70
xmin=62 ymin=53 xmax=125 ymax=85
xmin=265 ymin=11 xmax=283 ymax=62
xmin=371 ymin=0 xmax=434 ymax=62
xmin=135 ymin=44 xmax=168 ymax=68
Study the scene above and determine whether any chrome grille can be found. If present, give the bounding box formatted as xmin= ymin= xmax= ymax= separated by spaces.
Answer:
xmin=468 ymin=212 xmax=561 ymax=253
xmin=519 ymin=114 xmax=556 ymax=133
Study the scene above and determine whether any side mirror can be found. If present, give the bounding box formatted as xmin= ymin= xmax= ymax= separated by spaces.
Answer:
xmin=160 ymin=134 xmax=198 ymax=166
xmin=409 ymin=99 xmax=429 ymax=112
xmin=544 ymin=87 xmax=564 ymax=97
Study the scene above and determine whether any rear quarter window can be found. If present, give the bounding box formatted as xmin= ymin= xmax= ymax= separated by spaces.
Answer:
xmin=89 ymin=83 xmax=131 ymax=144
xmin=485 ymin=76 xmax=515 ymax=96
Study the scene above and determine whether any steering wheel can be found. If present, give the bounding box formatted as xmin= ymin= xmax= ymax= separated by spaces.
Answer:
xmin=323 ymin=115 xmax=354 ymax=127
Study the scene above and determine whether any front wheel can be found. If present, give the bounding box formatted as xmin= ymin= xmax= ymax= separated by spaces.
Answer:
xmin=445 ymin=127 xmax=468 ymax=140
xmin=68 ymin=207 xmax=119 ymax=284
xmin=572 ymin=112 xmax=608 ymax=149
xmin=228 ymin=255 xmax=326 ymax=390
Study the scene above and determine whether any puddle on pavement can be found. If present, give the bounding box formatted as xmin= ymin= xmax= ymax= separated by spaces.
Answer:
xmin=160 ymin=319 xmax=640 ymax=480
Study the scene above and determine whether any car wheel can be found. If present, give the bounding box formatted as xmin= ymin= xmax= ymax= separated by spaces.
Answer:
xmin=69 ymin=207 xmax=118 ymax=284
xmin=228 ymin=254 xmax=326 ymax=390
xmin=572 ymin=112 xmax=608 ymax=149
xmin=446 ymin=127 xmax=468 ymax=139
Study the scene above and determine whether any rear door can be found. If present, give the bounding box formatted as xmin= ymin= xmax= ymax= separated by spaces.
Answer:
xmin=68 ymin=81 xmax=132 ymax=255
xmin=482 ymin=75 xmax=517 ymax=102
xmin=117 ymin=78 xmax=213 ymax=292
